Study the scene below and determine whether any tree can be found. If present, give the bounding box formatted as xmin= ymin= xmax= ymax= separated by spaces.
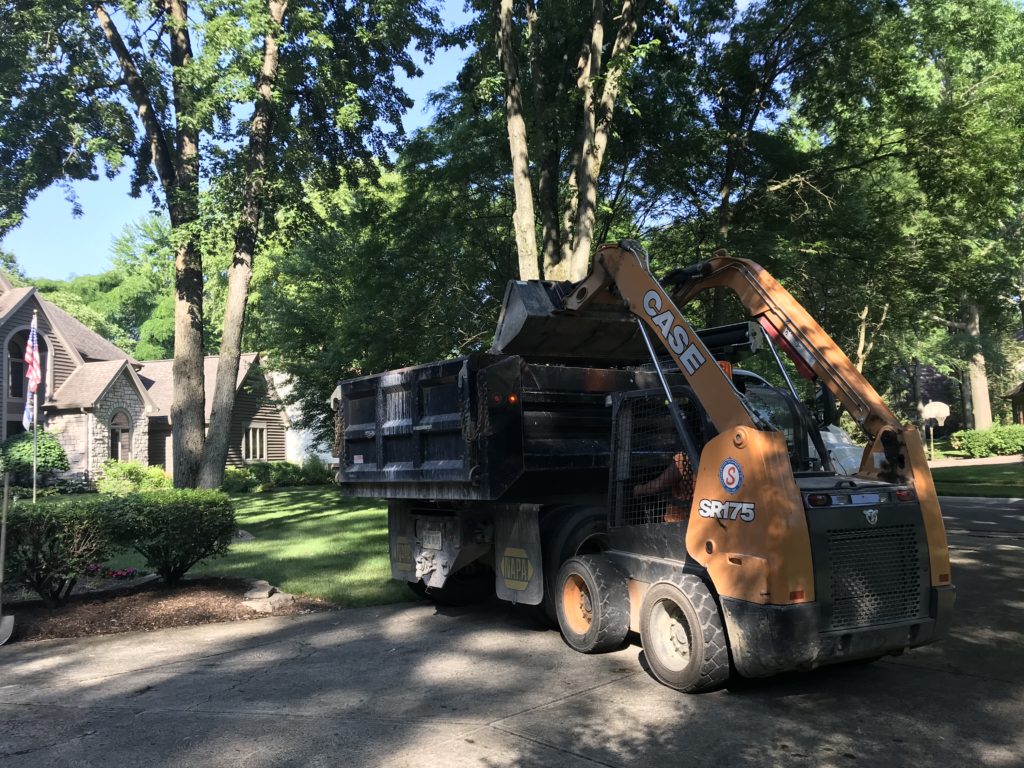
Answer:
xmin=489 ymin=0 xmax=655 ymax=280
xmin=1 ymin=1 xmax=442 ymax=487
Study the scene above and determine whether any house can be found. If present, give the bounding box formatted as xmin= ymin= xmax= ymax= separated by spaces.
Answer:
xmin=138 ymin=353 xmax=289 ymax=474
xmin=0 ymin=274 xmax=289 ymax=479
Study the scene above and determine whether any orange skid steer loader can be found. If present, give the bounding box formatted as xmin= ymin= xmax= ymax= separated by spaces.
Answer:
xmin=333 ymin=241 xmax=954 ymax=691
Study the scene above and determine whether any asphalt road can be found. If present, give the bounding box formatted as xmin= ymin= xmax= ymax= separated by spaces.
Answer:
xmin=1 ymin=496 xmax=1022 ymax=768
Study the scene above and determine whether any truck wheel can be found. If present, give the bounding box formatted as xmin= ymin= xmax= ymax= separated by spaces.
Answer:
xmin=639 ymin=577 xmax=730 ymax=692
xmin=538 ymin=506 xmax=609 ymax=625
xmin=408 ymin=563 xmax=494 ymax=606
xmin=555 ymin=555 xmax=630 ymax=653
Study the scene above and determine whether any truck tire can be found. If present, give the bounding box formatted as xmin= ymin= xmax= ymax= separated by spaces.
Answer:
xmin=408 ymin=563 xmax=494 ymax=606
xmin=639 ymin=577 xmax=730 ymax=692
xmin=538 ymin=506 xmax=609 ymax=625
xmin=555 ymin=555 xmax=630 ymax=653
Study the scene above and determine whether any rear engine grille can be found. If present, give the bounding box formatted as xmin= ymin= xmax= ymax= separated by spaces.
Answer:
xmin=827 ymin=524 xmax=923 ymax=631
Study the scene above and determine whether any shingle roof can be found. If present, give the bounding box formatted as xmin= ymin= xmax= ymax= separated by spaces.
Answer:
xmin=38 ymin=297 xmax=137 ymax=364
xmin=48 ymin=360 xmax=156 ymax=413
xmin=0 ymin=287 xmax=34 ymax=322
xmin=138 ymin=353 xmax=260 ymax=420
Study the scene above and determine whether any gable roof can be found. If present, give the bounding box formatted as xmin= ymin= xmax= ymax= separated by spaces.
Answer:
xmin=0 ymin=283 xmax=136 ymax=365
xmin=49 ymin=359 xmax=157 ymax=412
xmin=138 ymin=353 xmax=260 ymax=421
xmin=37 ymin=296 xmax=137 ymax=364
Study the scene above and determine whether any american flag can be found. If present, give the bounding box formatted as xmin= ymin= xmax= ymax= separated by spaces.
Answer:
xmin=22 ymin=314 xmax=41 ymax=430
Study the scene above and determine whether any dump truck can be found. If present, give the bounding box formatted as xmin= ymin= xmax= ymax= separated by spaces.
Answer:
xmin=332 ymin=241 xmax=954 ymax=692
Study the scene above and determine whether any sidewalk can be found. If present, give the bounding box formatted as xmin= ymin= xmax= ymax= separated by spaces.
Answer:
xmin=928 ymin=454 xmax=1023 ymax=469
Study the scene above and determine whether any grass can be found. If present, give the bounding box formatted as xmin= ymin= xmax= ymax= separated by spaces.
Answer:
xmin=114 ymin=486 xmax=412 ymax=607
xmin=931 ymin=464 xmax=1024 ymax=498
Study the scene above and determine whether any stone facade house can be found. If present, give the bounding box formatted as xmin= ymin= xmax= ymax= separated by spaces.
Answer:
xmin=0 ymin=275 xmax=289 ymax=480
xmin=0 ymin=275 xmax=155 ymax=477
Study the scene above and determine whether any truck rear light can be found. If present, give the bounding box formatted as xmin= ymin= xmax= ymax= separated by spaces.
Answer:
xmin=895 ymin=488 xmax=917 ymax=502
xmin=789 ymin=590 xmax=805 ymax=601
xmin=939 ymin=573 xmax=950 ymax=583
xmin=807 ymin=493 xmax=830 ymax=507
xmin=507 ymin=394 xmax=519 ymax=405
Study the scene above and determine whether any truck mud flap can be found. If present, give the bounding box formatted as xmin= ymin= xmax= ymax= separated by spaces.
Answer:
xmin=493 ymin=505 xmax=544 ymax=605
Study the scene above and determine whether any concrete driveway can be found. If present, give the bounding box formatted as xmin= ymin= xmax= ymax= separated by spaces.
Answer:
xmin=1 ymin=497 xmax=1022 ymax=767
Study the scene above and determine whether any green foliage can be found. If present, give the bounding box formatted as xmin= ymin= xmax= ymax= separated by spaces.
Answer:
xmin=301 ymin=454 xmax=334 ymax=485
xmin=219 ymin=459 xmax=332 ymax=493
xmin=221 ymin=467 xmax=258 ymax=493
xmin=6 ymin=497 xmax=114 ymax=607
xmin=111 ymin=491 xmax=236 ymax=584
xmin=96 ymin=460 xmax=172 ymax=495
xmin=949 ymin=426 xmax=1024 ymax=458
xmin=1 ymin=430 xmax=70 ymax=484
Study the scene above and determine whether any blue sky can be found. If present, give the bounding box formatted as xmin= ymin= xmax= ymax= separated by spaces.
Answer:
xmin=4 ymin=1 xmax=472 ymax=282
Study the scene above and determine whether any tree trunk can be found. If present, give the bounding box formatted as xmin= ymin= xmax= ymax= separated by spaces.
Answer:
xmin=569 ymin=0 xmax=642 ymax=280
xmin=198 ymin=0 xmax=288 ymax=489
xmin=165 ymin=0 xmax=206 ymax=487
xmin=496 ymin=0 xmax=539 ymax=279
xmin=965 ymin=301 xmax=993 ymax=430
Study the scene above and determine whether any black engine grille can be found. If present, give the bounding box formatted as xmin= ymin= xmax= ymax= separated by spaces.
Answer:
xmin=827 ymin=524 xmax=924 ymax=631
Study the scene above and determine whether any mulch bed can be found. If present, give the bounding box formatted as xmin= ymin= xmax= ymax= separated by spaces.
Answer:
xmin=3 ymin=577 xmax=335 ymax=643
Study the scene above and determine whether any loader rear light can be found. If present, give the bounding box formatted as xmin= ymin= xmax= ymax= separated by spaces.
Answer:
xmin=895 ymin=488 xmax=917 ymax=502
xmin=789 ymin=590 xmax=805 ymax=601
xmin=807 ymin=493 xmax=831 ymax=507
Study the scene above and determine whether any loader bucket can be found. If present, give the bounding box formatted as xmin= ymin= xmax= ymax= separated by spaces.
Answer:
xmin=491 ymin=280 xmax=648 ymax=365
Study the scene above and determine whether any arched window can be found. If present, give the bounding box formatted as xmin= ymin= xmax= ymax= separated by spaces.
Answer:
xmin=8 ymin=336 xmax=24 ymax=398
xmin=109 ymin=411 xmax=131 ymax=462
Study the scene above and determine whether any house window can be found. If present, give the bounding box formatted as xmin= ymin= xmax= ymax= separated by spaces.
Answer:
xmin=243 ymin=425 xmax=266 ymax=461
xmin=109 ymin=411 xmax=131 ymax=462
xmin=8 ymin=337 xmax=24 ymax=398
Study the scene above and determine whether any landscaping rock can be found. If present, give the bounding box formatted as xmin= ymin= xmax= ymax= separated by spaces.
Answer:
xmin=241 ymin=589 xmax=295 ymax=614
xmin=243 ymin=580 xmax=278 ymax=600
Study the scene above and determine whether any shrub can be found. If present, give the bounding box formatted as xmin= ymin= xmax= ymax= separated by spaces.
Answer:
xmin=6 ymin=497 xmax=114 ymax=607
xmin=111 ymin=490 xmax=236 ymax=583
xmin=949 ymin=425 xmax=1024 ymax=458
xmin=301 ymin=454 xmax=334 ymax=485
xmin=96 ymin=459 xmax=172 ymax=495
xmin=270 ymin=461 xmax=303 ymax=488
xmin=221 ymin=466 xmax=257 ymax=493
xmin=1 ymin=430 xmax=70 ymax=485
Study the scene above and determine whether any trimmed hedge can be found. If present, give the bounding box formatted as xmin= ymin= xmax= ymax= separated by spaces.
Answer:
xmin=6 ymin=497 xmax=113 ymax=607
xmin=112 ymin=490 xmax=236 ymax=584
xmin=220 ymin=457 xmax=334 ymax=493
xmin=949 ymin=425 xmax=1024 ymax=458
xmin=6 ymin=490 xmax=237 ymax=604
xmin=96 ymin=459 xmax=172 ymax=495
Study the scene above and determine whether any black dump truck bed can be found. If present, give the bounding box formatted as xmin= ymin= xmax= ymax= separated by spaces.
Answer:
xmin=335 ymin=353 xmax=669 ymax=501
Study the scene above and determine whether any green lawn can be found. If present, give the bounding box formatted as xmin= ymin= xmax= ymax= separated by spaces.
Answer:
xmin=931 ymin=464 xmax=1024 ymax=498
xmin=116 ymin=487 xmax=412 ymax=607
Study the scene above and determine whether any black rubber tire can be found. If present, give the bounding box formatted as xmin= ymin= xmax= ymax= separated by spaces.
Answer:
xmin=407 ymin=563 xmax=494 ymax=606
xmin=555 ymin=555 xmax=630 ymax=653
xmin=538 ymin=506 xmax=609 ymax=625
xmin=639 ymin=576 xmax=730 ymax=692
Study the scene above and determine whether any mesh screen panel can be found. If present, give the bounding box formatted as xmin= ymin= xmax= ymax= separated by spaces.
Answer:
xmin=611 ymin=391 xmax=704 ymax=527
xmin=827 ymin=524 xmax=925 ymax=630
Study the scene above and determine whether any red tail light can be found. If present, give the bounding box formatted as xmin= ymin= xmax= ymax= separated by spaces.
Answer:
xmin=895 ymin=488 xmax=917 ymax=502
xmin=807 ymin=494 xmax=830 ymax=507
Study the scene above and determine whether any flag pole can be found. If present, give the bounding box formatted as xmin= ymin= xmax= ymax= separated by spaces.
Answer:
xmin=32 ymin=388 xmax=38 ymax=505
xmin=31 ymin=310 xmax=38 ymax=505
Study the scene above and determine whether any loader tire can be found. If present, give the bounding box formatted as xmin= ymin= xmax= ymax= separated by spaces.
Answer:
xmin=555 ymin=555 xmax=630 ymax=653
xmin=640 ymin=576 xmax=730 ymax=693
xmin=537 ymin=506 xmax=609 ymax=625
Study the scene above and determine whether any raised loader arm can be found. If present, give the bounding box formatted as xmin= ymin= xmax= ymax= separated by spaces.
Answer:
xmin=564 ymin=242 xmax=755 ymax=434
